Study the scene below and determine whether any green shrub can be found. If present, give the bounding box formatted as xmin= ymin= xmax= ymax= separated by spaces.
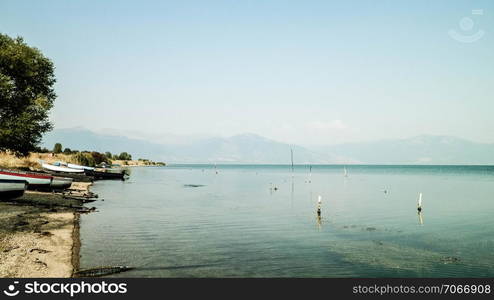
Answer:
xmin=74 ymin=152 xmax=95 ymax=167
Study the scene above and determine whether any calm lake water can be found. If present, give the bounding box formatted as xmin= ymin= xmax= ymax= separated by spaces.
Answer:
xmin=80 ymin=165 xmax=494 ymax=277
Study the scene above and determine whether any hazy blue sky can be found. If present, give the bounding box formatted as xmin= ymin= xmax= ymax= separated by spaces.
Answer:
xmin=1 ymin=0 xmax=493 ymax=145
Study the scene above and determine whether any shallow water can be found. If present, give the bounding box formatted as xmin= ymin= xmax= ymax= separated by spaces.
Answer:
xmin=80 ymin=165 xmax=494 ymax=277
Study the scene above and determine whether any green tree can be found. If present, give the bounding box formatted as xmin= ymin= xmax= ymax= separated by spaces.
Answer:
xmin=118 ymin=152 xmax=132 ymax=160
xmin=63 ymin=147 xmax=72 ymax=154
xmin=0 ymin=34 xmax=56 ymax=155
xmin=53 ymin=143 xmax=62 ymax=153
xmin=105 ymin=151 xmax=112 ymax=159
xmin=91 ymin=151 xmax=109 ymax=165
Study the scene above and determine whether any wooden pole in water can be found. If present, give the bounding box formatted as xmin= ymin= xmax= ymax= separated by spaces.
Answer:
xmin=317 ymin=195 xmax=322 ymax=216
xmin=290 ymin=148 xmax=294 ymax=173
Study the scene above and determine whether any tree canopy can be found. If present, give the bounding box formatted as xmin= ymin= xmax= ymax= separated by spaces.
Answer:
xmin=118 ymin=152 xmax=132 ymax=160
xmin=0 ymin=33 xmax=56 ymax=155
xmin=53 ymin=143 xmax=62 ymax=153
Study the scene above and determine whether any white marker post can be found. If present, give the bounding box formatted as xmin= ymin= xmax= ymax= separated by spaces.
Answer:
xmin=417 ymin=193 xmax=423 ymax=212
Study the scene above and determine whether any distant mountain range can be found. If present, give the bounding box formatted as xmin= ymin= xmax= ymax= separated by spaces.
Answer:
xmin=314 ymin=135 xmax=494 ymax=165
xmin=41 ymin=128 xmax=337 ymax=164
xmin=41 ymin=128 xmax=494 ymax=165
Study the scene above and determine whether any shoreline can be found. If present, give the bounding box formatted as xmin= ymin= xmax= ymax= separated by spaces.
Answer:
xmin=0 ymin=151 xmax=164 ymax=171
xmin=0 ymin=183 xmax=91 ymax=278
xmin=71 ymin=212 xmax=81 ymax=277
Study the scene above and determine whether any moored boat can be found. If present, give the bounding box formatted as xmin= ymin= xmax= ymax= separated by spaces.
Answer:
xmin=0 ymin=170 xmax=53 ymax=190
xmin=84 ymin=169 xmax=126 ymax=180
xmin=0 ymin=179 xmax=28 ymax=199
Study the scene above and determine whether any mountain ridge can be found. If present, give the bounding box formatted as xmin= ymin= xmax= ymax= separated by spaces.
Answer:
xmin=41 ymin=128 xmax=494 ymax=165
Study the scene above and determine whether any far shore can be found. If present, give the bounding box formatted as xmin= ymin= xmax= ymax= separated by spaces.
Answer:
xmin=0 ymin=151 xmax=164 ymax=171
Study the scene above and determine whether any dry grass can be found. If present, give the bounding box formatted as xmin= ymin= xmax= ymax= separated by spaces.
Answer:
xmin=0 ymin=151 xmax=164 ymax=170
xmin=113 ymin=159 xmax=145 ymax=166
xmin=0 ymin=151 xmax=78 ymax=170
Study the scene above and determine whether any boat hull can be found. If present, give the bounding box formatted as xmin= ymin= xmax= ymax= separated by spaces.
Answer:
xmin=0 ymin=179 xmax=27 ymax=200
xmin=41 ymin=163 xmax=85 ymax=173
xmin=67 ymin=163 xmax=95 ymax=171
xmin=41 ymin=171 xmax=94 ymax=182
xmin=0 ymin=170 xmax=52 ymax=190
xmin=84 ymin=170 xmax=125 ymax=180
xmin=51 ymin=177 xmax=74 ymax=190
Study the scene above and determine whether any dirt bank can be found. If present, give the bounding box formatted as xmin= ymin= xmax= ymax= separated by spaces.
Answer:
xmin=0 ymin=205 xmax=76 ymax=277
xmin=0 ymin=182 xmax=92 ymax=278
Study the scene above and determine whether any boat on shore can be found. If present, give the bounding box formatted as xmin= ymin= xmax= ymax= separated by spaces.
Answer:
xmin=67 ymin=163 xmax=95 ymax=171
xmin=0 ymin=178 xmax=28 ymax=199
xmin=50 ymin=176 xmax=74 ymax=190
xmin=41 ymin=171 xmax=94 ymax=182
xmin=39 ymin=161 xmax=127 ymax=181
xmin=0 ymin=170 xmax=53 ymax=190
xmin=40 ymin=161 xmax=85 ymax=173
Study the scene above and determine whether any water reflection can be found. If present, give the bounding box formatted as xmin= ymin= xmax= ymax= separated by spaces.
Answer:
xmin=290 ymin=176 xmax=294 ymax=209
xmin=316 ymin=215 xmax=322 ymax=231
xmin=418 ymin=212 xmax=424 ymax=225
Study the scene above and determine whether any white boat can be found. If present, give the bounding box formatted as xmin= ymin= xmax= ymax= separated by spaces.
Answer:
xmin=0 ymin=178 xmax=27 ymax=199
xmin=0 ymin=170 xmax=53 ymax=189
xmin=41 ymin=162 xmax=84 ymax=173
xmin=67 ymin=163 xmax=94 ymax=171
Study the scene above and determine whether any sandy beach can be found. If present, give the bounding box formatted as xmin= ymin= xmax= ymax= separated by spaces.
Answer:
xmin=0 ymin=182 xmax=91 ymax=278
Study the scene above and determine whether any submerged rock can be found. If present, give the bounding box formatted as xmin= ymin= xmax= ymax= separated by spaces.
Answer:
xmin=74 ymin=266 xmax=134 ymax=277
xmin=327 ymin=240 xmax=444 ymax=272
xmin=441 ymin=256 xmax=461 ymax=264
xmin=183 ymin=184 xmax=205 ymax=188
